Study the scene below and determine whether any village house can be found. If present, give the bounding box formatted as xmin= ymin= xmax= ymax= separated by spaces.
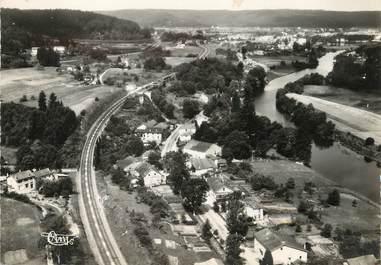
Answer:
xmin=135 ymin=120 xmax=169 ymax=145
xmin=34 ymin=168 xmax=55 ymax=181
xmin=130 ymin=162 xmax=166 ymax=188
xmin=183 ymin=139 xmax=221 ymax=159
xmin=244 ymin=204 xmax=265 ymax=223
xmin=6 ymin=170 xmax=36 ymax=194
xmin=206 ymin=177 xmax=233 ymax=204
xmin=178 ymin=123 xmax=196 ymax=143
xmin=187 ymin=157 xmax=217 ymax=176
xmin=254 ymin=228 xmax=308 ymax=265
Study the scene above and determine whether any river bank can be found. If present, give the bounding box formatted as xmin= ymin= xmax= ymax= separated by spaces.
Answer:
xmin=255 ymin=51 xmax=380 ymax=202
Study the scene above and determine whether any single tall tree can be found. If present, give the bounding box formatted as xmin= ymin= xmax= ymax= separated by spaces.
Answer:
xmin=225 ymin=233 xmax=244 ymax=265
xmin=201 ymin=219 xmax=213 ymax=243
xmin=38 ymin=91 xmax=47 ymax=112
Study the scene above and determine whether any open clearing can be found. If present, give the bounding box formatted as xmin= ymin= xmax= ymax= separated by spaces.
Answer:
xmin=287 ymin=93 xmax=381 ymax=144
xmin=0 ymin=198 xmax=44 ymax=265
xmin=304 ymin=85 xmax=381 ymax=115
xmin=1 ymin=67 xmax=123 ymax=115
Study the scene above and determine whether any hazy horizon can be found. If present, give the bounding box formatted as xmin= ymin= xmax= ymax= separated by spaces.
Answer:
xmin=2 ymin=0 xmax=381 ymax=12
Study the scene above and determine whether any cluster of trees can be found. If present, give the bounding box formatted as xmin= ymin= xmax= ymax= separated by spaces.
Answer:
xmin=37 ymin=177 xmax=73 ymax=198
xmin=182 ymin=99 xmax=200 ymax=119
xmin=291 ymin=46 xmax=326 ymax=70
xmin=89 ymin=49 xmax=108 ymax=61
xmin=160 ymin=31 xmax=205 ymax=42
xmin=37 ymin=47 xmax=60 ymax=66
xmin=2 ymin=92 xmax=79 ymax=169
xmin=164 ymin=151 xmax=209 ymax=213
xmin=334 ymin=228 xmax=379 ymax=259
xmin=96 ymin=116 xmax=144 ymax=171
xmin=215 ymin=48 xmax=238 ymax=61
xmin=144 ymin=56 xmax=170 ymax=71
xmin=276 ymin=77 xmax=336 ymax=161
xmin=327 ymin=44 xmax=381 ymax=91
xmin=172 ymin=58 xmax=243 ymax=95
xmin=151 ymin=89 xmax=175 ymax=118
xmin=193 ymin=72 xmax=301 ymax=162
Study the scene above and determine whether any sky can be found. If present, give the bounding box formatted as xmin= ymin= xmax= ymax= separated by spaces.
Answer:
xmin=2 ymin=0 xmax=381 ymax=11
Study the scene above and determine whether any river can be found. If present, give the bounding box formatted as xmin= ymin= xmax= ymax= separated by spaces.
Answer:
xmin=254 ymin=51 xmax=380 ymax=202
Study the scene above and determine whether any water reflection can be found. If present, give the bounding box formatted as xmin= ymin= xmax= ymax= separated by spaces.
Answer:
xmin=255 ymin=51 xmax=380 ymax=202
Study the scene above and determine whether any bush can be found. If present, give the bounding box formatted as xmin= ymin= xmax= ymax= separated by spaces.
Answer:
xmin=3 ymin=191 xmax=32 ymax=204
xmin=19 ymin=95 xmax=28 ymax=102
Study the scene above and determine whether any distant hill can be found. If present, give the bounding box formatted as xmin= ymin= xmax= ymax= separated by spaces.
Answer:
xmin=1 ymin=8 xmax=151 ymax=56
xmin=99 ymin=9 xmax=381 ymax=28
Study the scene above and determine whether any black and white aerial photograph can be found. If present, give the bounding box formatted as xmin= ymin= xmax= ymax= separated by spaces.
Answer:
xmin=0 ymin=0 xmax=380 ymax=264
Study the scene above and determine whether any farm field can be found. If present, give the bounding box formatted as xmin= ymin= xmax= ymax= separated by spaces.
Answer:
xmin=0 ymin=198 xmax=45 ymax=265
xmin=1 ymin=67 xmax=123 ymax=115
xmin=304 ymin=85 xmax=381 ymax=115
xmin=287 ymin=93 xmax=381 ymax=144
xmin=250 ymin=55 xmax=307 ymax=67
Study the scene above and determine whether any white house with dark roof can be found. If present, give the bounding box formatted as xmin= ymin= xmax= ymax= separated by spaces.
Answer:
xmin=135 ymin=120 xmax=168 ymax=145
xmin=7 ymin=170 xmax=36 ymax=194
xmin=131 ymin=162 xmax=166 ymax=188
xmin=183 ymin=139 xmax=221 ymax=159
xmin=254 ymin=228 xmax=308 ymax=265
xmin=206 ymin=177 xmax=233 ymax=203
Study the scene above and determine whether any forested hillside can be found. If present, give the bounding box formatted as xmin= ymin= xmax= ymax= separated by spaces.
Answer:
xmin=100 ymin=9 xmax=381 ymax=28
xmin=1 ymin=8 xmax=151 ymax=56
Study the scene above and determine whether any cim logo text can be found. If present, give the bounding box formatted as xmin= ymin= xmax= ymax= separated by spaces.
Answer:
xmin=41 ymin=231 xmax=78 ymax=246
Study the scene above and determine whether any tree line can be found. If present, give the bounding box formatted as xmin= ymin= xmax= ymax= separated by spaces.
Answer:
xmin=2 ymin=91 xmax=79 ymax=170
xmin=327 ymin=44 xmax=381 ymax=91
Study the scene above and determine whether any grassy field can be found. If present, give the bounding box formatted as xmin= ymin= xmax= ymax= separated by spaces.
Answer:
xmin=250 ymin=55 xmax=307 ymax=67
xmin=287 ymin=93 xmax=381 ymax=144
xmin=0 ymin=198 xmax=45 ymax=265
xmin=304 ymin=85 xmax=381 ymax=115
xmin=1 ymin=67 xmax=123 ymax=115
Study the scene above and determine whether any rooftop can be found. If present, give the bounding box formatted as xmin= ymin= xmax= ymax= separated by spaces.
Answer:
xmin=135 ymin=162 xmax=160 ymax=177
xmin=184 ymin=139 xmax=218 ymax=153
xmin=207 ymin=177 xmax=225 ymax=192
xmin=190 ymin=157 xmax=216 ymax=171
xmin=255 ymin=228 xmax=306 ymax=252
xmin=346 ymin=255 xmax=378 ymax=265
xmin=11 ymin=170 xmax=34 ymax=181
xmin=34 ymin=168 xmax=52 ymax=178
